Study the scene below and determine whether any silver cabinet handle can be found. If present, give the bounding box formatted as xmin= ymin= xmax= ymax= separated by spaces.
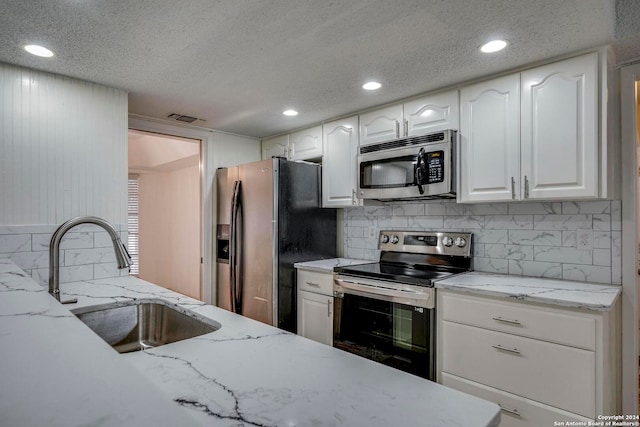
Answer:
xmin=404 ymin=119 xmax=408 ymax=137
xmin=492 ymin=316 xmax=521 ymax=325
xmin=511 ymin=177 xmax=516 ymax=199
xmin=524 ymin=175 xmax=529 ymax=198
xmin=327 ymin=299 xmax=331 ymax=317
xmin=492 ymin=344 xmax=521 ymax=355
xmin=499 ymin=405 xmax=521 ymax=418
xmin=352 ymin=189 xmax=357 ymax=205
xmin=395 ymin=120 xmax=400 ymax=138
xmin=306 ymin=281 xmax=320 ymax=288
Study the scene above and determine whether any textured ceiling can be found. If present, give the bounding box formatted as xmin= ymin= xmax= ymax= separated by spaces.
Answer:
xmin=1 ymin=0 xmax=639 ymax=139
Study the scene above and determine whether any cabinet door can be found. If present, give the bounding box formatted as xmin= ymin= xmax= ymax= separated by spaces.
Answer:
xmin=289 ymin=125 xmax=323 ymax=161
xmin=322 ymin=116 xmax=361 ymax=207
xmin=262 ymin=134 xmax=289 ymax=160
xmin=297 ymin=290 xmax=333 ymax=346
xmin=359 ymin=104 xmax=403 ymax=146
xmin=459 ymin=74 xmax=521 ymax=203
xmin=521 ymin=53 xmax=598 ymax=200
xmin=404 ymin=90 xmax=459 ymax=136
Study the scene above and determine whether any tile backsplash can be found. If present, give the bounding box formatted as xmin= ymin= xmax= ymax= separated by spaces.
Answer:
xmin=0 ymin=224 xmax=129 ymax=287
xmin=343 ymin=200 xmax=622 ymax=285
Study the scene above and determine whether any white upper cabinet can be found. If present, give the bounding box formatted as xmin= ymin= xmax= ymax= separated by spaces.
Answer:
xmin=521 ymin=52 xmax=598 ymax=200
xmin=359 ymin=104 xmax=403 ymax=146
xmin=404 ymin=91 xmax=459 ymax=137
xmin=261 ymin=134 xmax=289 ymax=160
xmin=289 ymin=125 xmax=323 ymax=161
xmin=359 ymin=91 xmax=459 ymax=146
xmin=459 ymin=74 xmax=521 ymax=203
xmin=459 ymin=52 xmax=607 ymax=203
xmin=322 ymin=116 xmax=361 ymax=207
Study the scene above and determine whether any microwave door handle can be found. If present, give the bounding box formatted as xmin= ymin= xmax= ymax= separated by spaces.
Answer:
xmin=415 ymin=148 xmax=426 ymax=195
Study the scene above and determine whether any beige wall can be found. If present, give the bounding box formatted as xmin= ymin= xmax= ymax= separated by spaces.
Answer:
xmin=138 ymin=160 xmax=201 ymax=299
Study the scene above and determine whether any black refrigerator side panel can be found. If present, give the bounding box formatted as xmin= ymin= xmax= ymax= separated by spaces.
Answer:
xmin=276 ymin=160 xmax=337 ymax=332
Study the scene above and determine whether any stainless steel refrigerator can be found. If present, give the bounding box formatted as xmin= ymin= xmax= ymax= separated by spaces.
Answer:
xmin=215 ymin=158 xmax=336 ymax=333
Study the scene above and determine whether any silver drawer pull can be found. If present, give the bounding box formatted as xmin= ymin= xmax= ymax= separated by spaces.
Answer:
xmin=499 ymin=405 xmax=521 ymax=418
xmin=306 ymin=281 xmax=320 ymax=287
xmin=492 ymin=344 xmax=521 ymax=355
xmin=492 ymin=316 xmax=521 ymax=325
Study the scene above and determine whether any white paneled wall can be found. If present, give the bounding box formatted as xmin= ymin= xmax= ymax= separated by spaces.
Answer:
xmin=344 ymin=200 xmax=622 ymax=285
xmin=0 ymin=62 xmax=128 ymax=225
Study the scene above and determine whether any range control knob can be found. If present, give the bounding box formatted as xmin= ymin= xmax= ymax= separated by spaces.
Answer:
xmin=380 ymin=234 xmax=390 ymax=244
xmin=442 ymin=236 xmax=454 ymax=247
xmin=390 ymin=235 xmax=399 ymax=244
xmin=455 ymin=237 xmax=467 ymax=248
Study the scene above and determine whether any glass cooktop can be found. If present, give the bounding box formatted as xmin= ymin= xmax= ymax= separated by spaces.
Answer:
xmin=333 ymin=262 xmax=460 ymax=287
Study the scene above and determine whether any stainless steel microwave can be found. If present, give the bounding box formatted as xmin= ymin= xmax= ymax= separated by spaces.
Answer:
xmin=357 ymin=129 xmax=457 ymax=201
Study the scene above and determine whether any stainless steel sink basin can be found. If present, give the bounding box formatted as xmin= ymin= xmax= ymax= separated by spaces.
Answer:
xmin=72 ymin=300 xmax=221 ymax=353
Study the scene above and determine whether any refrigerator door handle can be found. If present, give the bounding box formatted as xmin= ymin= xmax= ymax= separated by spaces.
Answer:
xmin=235 ymin=185 xmax=244 ymax=314
xmin=229 ymin=180 xmax=241 ymax=313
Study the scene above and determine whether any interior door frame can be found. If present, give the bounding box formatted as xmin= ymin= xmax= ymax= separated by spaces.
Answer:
xmin=621 ymin=62 xmax=640 ymax=415
xmin=129 ymin=116 xmax=213 ymax=303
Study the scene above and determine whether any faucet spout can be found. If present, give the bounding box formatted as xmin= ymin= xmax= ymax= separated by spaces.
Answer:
xmin=49 ymin=216 xmax=132 ymax=304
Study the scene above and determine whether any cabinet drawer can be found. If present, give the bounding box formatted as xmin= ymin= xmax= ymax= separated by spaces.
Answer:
xmin=442 ymin=373 xmax=592 ymax=427
xmin=297 ymin=269 xmax=333 ymax=295
xmin=441 ymin=321 xmax=595 ymax=417
xmin=439 ymin=291 xmax=596 ymax=350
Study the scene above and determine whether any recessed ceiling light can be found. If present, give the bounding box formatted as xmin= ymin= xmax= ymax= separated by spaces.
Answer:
xmin=362 ymin=81 xmax=382 ymax=91
xmin=480 ymin=40 xmax=507 ymax=53
xmin=283 ymin=109 xmax=298 ymax=116
xmin=24 ymin=44 xmax=54 ymax=58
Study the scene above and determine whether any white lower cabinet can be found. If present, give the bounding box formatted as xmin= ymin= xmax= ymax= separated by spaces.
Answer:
xmin=437 ymin=290 xmax=619 ymax=426
xmin=441 ymin=373 xmax=591 ymax=427
xmin=296 ymin=269 xmax=334 ymax=346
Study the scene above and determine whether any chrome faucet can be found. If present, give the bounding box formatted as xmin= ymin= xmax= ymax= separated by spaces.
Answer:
xmin=49 ymin=216 xmax=132 ymax=304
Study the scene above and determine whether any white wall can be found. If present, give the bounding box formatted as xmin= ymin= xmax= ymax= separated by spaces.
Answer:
xmin=138 ymin=162 xmax=201 ymax=299
xmin=0 ymin=62 xmax=128 ymax=225
xmin=0 ymin=62 xmax=129 ymax=283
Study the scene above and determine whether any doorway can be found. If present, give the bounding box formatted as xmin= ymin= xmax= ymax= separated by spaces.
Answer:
xmin=128 ymin=129 xmax=202 ymax=300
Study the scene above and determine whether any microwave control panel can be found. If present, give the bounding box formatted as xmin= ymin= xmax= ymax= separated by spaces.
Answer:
xmin=426 ymin=151 xmax=444 ymax=184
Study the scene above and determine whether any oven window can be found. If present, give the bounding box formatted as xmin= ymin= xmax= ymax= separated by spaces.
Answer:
xmin=360 ymin=155 xmax=416 ymax=189
xmin=333 ymin=293 xmax=432 ymax=379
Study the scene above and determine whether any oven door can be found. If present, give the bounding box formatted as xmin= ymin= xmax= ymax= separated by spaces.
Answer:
xmin=357 ymin=140 xmax=454 ymax=201
xmin=333 ymin=276 xmax=435 ymax=380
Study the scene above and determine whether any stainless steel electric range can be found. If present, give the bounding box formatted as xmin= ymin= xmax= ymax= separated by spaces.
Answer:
xmin=333 ymin=230 xmax=473 ymax=380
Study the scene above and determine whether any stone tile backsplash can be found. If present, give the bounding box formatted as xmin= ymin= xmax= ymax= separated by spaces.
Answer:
xmin=344 ymin=200 xmax=622 ymax=285
xmin=0 ymin=224 xmax=129 ymax=287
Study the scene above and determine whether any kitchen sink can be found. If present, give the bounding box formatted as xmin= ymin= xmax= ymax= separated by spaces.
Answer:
xmin=72 ymin=300 xmax=221 ymax=353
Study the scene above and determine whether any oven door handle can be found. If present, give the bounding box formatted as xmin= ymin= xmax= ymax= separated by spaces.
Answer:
xmin=334 ymin=278 xmax=434 ymax=309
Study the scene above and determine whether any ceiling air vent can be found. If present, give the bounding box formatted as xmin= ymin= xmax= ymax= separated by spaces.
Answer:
xmin=167 ymin=113 xmax=200 ymax=123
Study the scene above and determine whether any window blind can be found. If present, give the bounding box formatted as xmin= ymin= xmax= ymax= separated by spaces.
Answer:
xmin=127 ymin=176 xmax=139 ymax=275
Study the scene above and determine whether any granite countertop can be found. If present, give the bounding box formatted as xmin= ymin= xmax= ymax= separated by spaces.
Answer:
xmin=0 ymin=258 xmax=500 ymax=427
xmin=435 ymin=272 xmax=621 ymax=311
xmin=293 ymin=257 xmax=374 ymax=273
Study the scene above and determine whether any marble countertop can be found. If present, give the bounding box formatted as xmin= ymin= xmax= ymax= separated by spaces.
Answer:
xmin=0 ymin=258 xmax=500 ymax=427
xmin=293 ymin=257 xmax=374 ymax=273
xmin=435 ymin=272 xmax=621 ymax=311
